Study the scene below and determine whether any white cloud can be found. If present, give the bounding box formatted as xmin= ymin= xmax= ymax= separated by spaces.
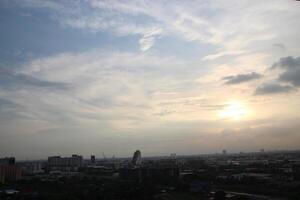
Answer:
xmin=13 ymin=0 xmax=300 ymax=56
xmin=139 ymin=27 xmax=162 ymax=51
xmin=9 ymin=50 xmax=200 ymax=127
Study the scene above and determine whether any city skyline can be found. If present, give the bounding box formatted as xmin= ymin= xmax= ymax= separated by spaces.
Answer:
xmin=0 ymin=0 xmax=300 ymax=160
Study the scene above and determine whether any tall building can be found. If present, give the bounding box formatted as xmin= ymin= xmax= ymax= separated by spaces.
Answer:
xmin=132 ymin=150 xmax=142 ymax=166
xmin=0 ymin=165 xmax=5 ymax=183
xmin=1 ymin=165 xmax=22 ymax=181
xmin=91 ymin=155 xmax=96 ymax=164
xmin=0 ymin=157 xmax=22 ymax=183
xmin=222 ymin=149 xmax=227 ymax=155
xmin=48 ymin=154 xmax=83 ymax=172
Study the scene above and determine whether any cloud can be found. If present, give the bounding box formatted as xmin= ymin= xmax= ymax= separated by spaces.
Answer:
xmin=272 ymin=56 xmax=300 ymax=69
xmin=254 ymin=83 xmax=295 ymax=95
xmin=272 ymin=56 xmax=300 ymax=87
xmin=254 ymin=56 xmax=300 ymax=95
xmin=11 ymin=0 xmax=300 ymax=55
xmin=0 ymin=49 xmax=205 ymax=129
xmin=222 ymin=72 xmax=262 ymax=85
xmin=202 ymin=50 xmax=245 ymax=61
xmin=1 ymin=0 xmax=300 ymax=158
xmin=0 ymin=98 xmax=17 ymax=108
xmin=9 ymin=0 xmax=163 ymax=52
xmin=273 ymin=43 xmax=285 ymax=51
xmin=139 ymin=27 xmax=162 ymax=51
xmin=0 ymin=67 xmax=68 ymax=90
xmin=216 ymin=119 xmax=300 ymax=152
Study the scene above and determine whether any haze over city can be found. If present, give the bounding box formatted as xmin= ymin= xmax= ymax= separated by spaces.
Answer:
xmin=0 ymin=0 xmax=300 ymax=160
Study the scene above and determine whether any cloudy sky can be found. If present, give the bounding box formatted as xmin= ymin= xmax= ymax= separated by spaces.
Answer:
xmin=0 ymin=0 xmax=300 ymax=159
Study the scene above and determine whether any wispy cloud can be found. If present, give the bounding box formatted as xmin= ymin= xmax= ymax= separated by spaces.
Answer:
xmin=139 ymin=27 xmax=162 ymax=51
xmin=11 ymin=0 xmax=300 ymax=55
xmin=1 ymin=50 xmax=199 ymax=127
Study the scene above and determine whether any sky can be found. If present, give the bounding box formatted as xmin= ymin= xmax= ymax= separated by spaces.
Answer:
xmin=0 ymin=0 xmax=300 ymax=160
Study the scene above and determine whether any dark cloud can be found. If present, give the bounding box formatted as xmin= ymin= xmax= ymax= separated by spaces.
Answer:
xmin=271 ymin=56 xmax=300 ymax=87
xmin=222 ymin=72 xmax=262 ymax=84
xmin=254 ymin=83 xmax=295 ymax=95
xmin=272 ymin=56 xmax=300 ymax=69
xmin=254 ymin=56 xmax=300 ymax=95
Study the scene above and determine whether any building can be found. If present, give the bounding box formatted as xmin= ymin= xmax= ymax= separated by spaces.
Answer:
xmin=20 ymin=162 xmax=44 ymax=174
xmin=222 ymin=150 xmax=227 ymax=155
xmin=1 ymin=165 xmax=22 ymax=182
xmin=91 ymin=155 xmax=96 ymax=165
xmin=119 ymin=167 xmax=179 ymax=183
xmin=0 ymin=157 xmax=15 ymax=165
xmin=132 ymin=150 xmax=142 ymax=166
xmin=0 ymin=165 xmax=5 ymax=183
xmin=0 ymin=157 xmax=22 ymax=183
xmin=48 ymin=154 xmax=83 ymax=172
xmin=120 ymin=151 xmax=179 ymax=183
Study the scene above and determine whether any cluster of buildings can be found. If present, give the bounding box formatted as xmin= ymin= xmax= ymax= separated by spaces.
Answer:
xmin=119 ymin=150 xmax=179 ymax=183
xmin=1 ymin=150 xmax=300 ymax=199
xmin=0 ymin=154 xmax=84 ymax=183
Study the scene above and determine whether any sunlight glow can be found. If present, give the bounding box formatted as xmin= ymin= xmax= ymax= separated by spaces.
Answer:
xmin=219 ymin=101 xmax=249 ymax=120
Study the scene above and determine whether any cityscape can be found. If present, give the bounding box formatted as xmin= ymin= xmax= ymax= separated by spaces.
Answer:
xmin=1 ymin=150 xmax=300 ymax=199
xmin=1 ymin=0 xmax=300 ymax=199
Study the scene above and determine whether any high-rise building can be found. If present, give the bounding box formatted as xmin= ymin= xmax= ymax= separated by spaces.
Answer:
xmin=91 ymin=155 xmax=96 ymax=164
xmin=0 ymin=157 xmax=22 ymax=183
xmin=1 ymin=165 xmax=22 ymax=182
xmin=132 ymin=150 xmax=142 ymax=166
xmin=222 ymin=149 xmax=227 ymax=155
xmin=0 ymin=165 xmax=5 ymax=183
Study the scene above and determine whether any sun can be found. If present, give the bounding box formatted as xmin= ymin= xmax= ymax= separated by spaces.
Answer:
xmin=219 ymin=101 xmax=248 ymax=120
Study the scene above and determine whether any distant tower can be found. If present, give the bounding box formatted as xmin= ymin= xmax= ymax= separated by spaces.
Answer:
xmin=91 ymin=155 xmax=96 ymax=164
xmin=132 ymin=150 xmax=142 ymax=166
xmin=170 ymin=153 xmax=176 ymax=159
xmin=222 ymin=149 xmax=227 ymax=155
